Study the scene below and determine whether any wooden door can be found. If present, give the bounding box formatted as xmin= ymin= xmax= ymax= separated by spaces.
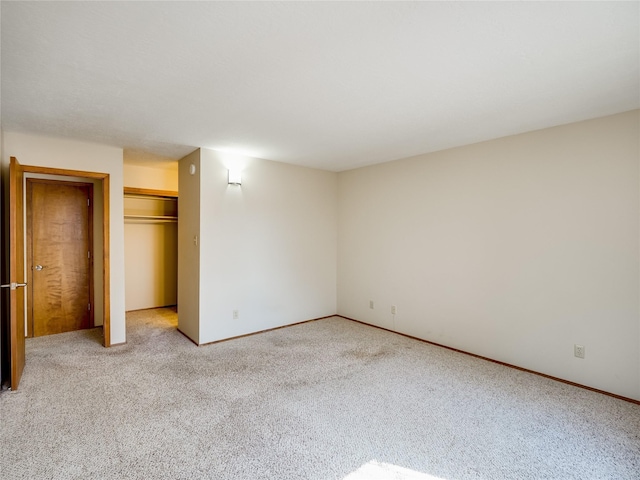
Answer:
xmin=27 ymin=180 xmax=93 ymax=337
xmin=6 ymin=157 xmax=26 ymax=390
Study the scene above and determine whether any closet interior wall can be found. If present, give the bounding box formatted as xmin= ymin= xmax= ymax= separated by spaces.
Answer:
xmin=124 ymin=188 xmax=177 ymax=311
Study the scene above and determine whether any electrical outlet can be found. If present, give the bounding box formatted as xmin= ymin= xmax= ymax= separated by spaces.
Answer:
xmin=391 ymin=305 xmax=397 ymax=315
xmin=574 ymin=344 xmax=585 ymax=359
xmin=233 ymin=310 xmax=239 ymax=320
xmin=369 ymin=300 xmax=374 ymax=309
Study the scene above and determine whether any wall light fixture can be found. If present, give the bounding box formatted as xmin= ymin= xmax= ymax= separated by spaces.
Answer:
xmin=228 ymin=169 xmax=242 ymax=185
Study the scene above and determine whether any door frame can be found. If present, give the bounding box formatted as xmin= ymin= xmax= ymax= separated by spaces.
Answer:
xmin=26 ymin=178 xmax=95 ymax=337
xmin=19 ymin=164 xmax=111 ymax=347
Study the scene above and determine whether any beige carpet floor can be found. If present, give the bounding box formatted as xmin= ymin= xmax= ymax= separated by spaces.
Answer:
xmin=1 ymin=308 xmax=638 ymax=479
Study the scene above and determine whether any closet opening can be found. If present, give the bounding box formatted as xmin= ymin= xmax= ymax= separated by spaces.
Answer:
xmin=123 ymin=187 xmax=178 ymax=313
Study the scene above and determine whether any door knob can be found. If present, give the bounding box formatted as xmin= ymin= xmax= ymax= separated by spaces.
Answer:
xmin=0 ymin=282 xmax=27 ymax=289
xmin=34 ymin=264 xmax=44 ymax=271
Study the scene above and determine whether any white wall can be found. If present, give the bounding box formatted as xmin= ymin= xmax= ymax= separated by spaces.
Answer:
xmin=124 ymin=222 xmax=177 ymax=311
xmin=177 ymin=150 xmax=201 ymax=342
xmin=123 ymin=161 xmax=178 ymax=192
xmin=180 ymin=148 xmax=338 ymax=345
xmin=2 ymin=132 xmax=126 ymax=345
xmin=338 ymin=110 xmax=640 ymax=400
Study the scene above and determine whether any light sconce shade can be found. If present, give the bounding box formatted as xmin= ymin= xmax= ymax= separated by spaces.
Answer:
xmin=228 ymin=169 xmax=242 ymax=185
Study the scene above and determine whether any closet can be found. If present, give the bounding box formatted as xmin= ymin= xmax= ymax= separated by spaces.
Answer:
xmin=124 ymin=187 xmax=178 ymax=311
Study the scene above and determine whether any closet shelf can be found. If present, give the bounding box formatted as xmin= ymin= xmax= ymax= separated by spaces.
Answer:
xmin=124 ymin=214 xmax=177 ymax=223
xmin=124 ymin=187 xmax=178 ymax=223
xmin=123 ymin=187 xmax=178 ymax=198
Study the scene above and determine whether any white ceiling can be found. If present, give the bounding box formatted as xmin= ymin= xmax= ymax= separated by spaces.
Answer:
xmin=2 ymin=2 xmax=638 ymax=171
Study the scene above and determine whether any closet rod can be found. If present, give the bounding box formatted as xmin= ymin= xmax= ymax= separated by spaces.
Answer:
xmin=124 ymin=214 xmax=177 ymax=221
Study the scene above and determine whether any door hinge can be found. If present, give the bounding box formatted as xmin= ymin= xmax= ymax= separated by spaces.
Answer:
xmin=88 ymin=303 xmax=91 ymax=311
xmin=87 ymin=198 xmax=90 ymax=207
xmin=88 ymin=251 xmax=91 ymax=259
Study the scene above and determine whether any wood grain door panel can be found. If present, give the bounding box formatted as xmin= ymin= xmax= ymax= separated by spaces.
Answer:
xmin=28 ymin=180 xmax=93 ymax=337
xmin=9 ymin=157 xmax=26 ymax=389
